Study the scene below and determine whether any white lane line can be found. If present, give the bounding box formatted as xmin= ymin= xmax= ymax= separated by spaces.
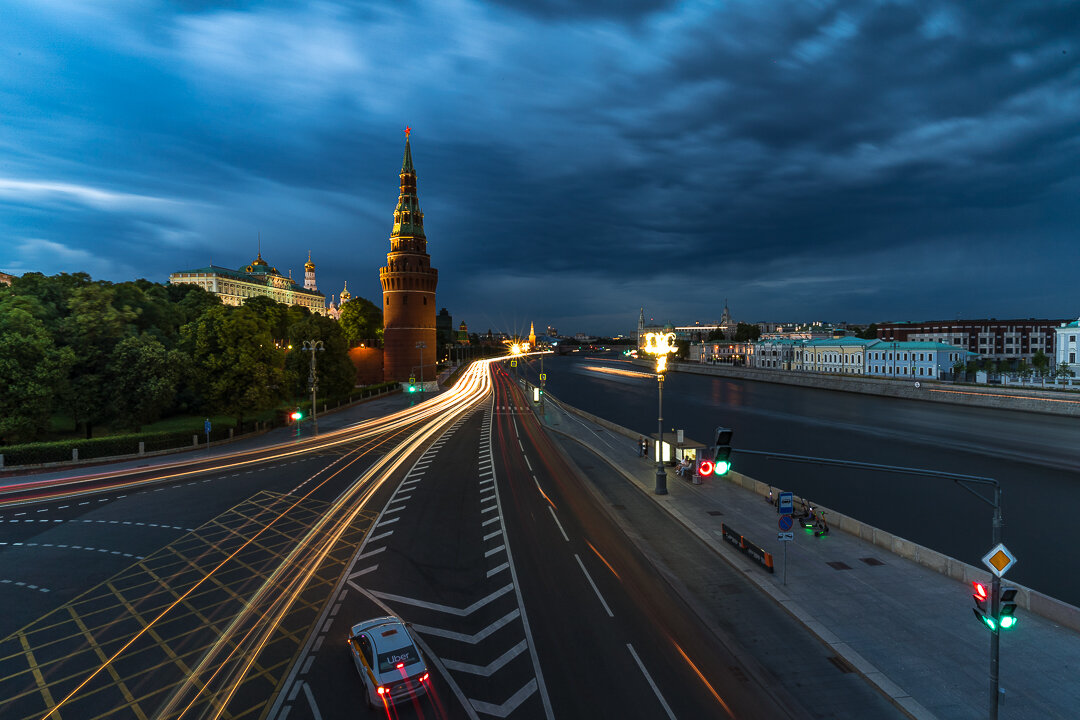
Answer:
xmin=444 ymin=639 xmax=527 ymax=676
xmin=575 ymin=554 xmax=614 ymax=618
xmin=627 ymin=644 xmax=678 ymax=720
xmin=547 ymin=507 xmax=569 ymax=542
xmin=367 ymin=531 xmax=393 ymax=543
xmin=347 ymin=565 xmax=378 ymax=580
xmin=389 ymin=494 xmax=412 ymax=503
xmin=481 ymin=505 xmax=498 ymax=514
xmin=480 ymin=491 xmax=496 ymax=502
xmin=484 ymin=545 xmax=506 ymax=558
xmin=375 ymin=516 xmax=400 ymax=527
xmin=518 ymin=440 xmax=524 ymax=451
xmin=486 ymin=563 xmax=509 ymax=578
xmin=401 ymin=478 xmax=421 ymax=486
xmin=300 ymin=656 xmax=316 ymax=675
xmin=523 ymin=455 xmax=533 ymax=472
xmin=302 ymin=681 xmax=324 ymax=720
xmin=312 ymin=635 xmax=325 ymax=652
xmin=483 ymin=530 xmax=502 ymax=541
xmin=411 ymin=609 xmax=521 ymax=644
xmin=470 ymin=679 xmax=537 ymax=717
xmin=482 ymin=516 xmax=500 ymax=526
xmin=287 ymin=681 xmax=303 ymax=702
xmin=357 ymin=547 xmax=386 ymax=561
xmin=383 ymin=505 xmax=405 ymax=515
xmin=370 ymin=584 xmax=514 ymax=617
xmin=480 ymin=478 xmax=494 ymax=486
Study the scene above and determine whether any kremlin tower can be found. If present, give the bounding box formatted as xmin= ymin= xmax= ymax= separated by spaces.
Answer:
xmin=303 ymin=251 xmax=318 ymax=291
xmin=379 ymin=129 xmax=438 ymax=384
xmin=529 ymin=322 xmax=536 ymax=348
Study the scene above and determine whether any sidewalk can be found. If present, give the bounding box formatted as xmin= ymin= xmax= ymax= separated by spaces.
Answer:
xmin=536 ymin=395 xmax=1080 ymax=720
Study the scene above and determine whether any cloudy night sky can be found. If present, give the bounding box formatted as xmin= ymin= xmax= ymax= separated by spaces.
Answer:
xmin=1 ymin=0 xmax=1078 ymax=336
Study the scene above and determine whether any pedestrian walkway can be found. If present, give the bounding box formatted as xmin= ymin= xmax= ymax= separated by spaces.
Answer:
xmin=537 ymin=395 xmax=1080 ymax=720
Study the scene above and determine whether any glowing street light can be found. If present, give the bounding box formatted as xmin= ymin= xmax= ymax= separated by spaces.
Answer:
xmin=641 ymin=332 xmax=676 ymax=495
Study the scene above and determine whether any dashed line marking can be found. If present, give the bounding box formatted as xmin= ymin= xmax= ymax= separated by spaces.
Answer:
xmin=548 ymin=506 xmax=569 ymax=542
xmin=575 ymin=554 xmax=613 ymax=618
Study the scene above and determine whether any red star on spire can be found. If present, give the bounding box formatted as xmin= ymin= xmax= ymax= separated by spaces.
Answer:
xmin=405 ymin=126 xmax=411 ymax=138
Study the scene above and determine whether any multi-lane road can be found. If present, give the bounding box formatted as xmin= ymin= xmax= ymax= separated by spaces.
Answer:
xmin=0 ymin=358 xmax=903 ymax=719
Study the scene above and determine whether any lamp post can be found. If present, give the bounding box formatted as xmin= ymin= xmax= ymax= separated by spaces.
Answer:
xmin=416 ymin=341 xmax=427 ymax=393
xmin=301 ymin=340 xmax=324 ymax=435
xmin=642 ymin=332 xmax=675 ymax=495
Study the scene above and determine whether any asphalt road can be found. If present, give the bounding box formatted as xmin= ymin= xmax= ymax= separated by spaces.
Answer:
xmin=519 ymin=353 xmax=1080 ymax=607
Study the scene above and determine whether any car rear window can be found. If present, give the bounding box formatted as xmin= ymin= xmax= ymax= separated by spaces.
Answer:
xmin=377 ymin=645 xmax=421 ymax=673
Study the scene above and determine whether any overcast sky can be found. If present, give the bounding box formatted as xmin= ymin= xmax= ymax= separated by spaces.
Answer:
xmin=2 ymin=0 xmax=1078 ymax=336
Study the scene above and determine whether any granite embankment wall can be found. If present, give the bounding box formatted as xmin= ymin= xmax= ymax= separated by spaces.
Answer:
xmin=628 ymin=359 xmax=1080 ymax=417
xmin=553 ymin=395 xmax=1080 ymax=634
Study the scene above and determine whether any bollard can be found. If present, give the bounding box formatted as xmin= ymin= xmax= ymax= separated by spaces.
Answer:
xmin=139 ymin=441 xmax=144 ymax=455
xmin=0 ymin=454 xmax=4 ymax=469
xmin=229 ymin=428 xmax=234 ymax=439
xmin=193 ymin=434 xmax=198 ymax=447
xmin=73 ymin=448 xmax=79 ymax=461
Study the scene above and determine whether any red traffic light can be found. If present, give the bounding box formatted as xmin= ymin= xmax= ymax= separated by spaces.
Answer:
xmin=698 ymin=459 xmax=714 ymax=476
xmin=972 ymin=581 xmax=988 ymax=602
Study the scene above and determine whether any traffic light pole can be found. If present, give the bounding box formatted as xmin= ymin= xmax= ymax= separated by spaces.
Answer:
xmin=654 ymin=373 xmax=667 ymax=495
xmin=736 ymin=447 xmax=1004 ymax=720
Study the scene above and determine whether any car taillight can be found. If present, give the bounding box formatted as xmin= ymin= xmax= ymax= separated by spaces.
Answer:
xmin=421 ymin=673 xmax=429 ymax=682
xmin=377 ymin=686 xmax=386 ymax=695
xmin=396 ymin=662 xmax=404 ymax=669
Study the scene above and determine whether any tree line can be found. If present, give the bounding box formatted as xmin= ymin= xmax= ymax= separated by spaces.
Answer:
xmin=0 ymin=272 xmax=383 ymax=444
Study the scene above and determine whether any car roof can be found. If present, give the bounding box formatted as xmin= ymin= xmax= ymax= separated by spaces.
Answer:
xmin=350 ymin=616 xmax=413 ymax=652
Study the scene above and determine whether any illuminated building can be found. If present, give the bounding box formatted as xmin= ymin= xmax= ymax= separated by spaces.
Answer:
xmin=457 ymin=321 xmax=469 ymax=344
xmin=379 ymin=129 xmax=438 ymax=384
xmin=528 ymin=322 xmax=536 ymax=347
xmin=169 ymin=250 xmax=326 ymax=315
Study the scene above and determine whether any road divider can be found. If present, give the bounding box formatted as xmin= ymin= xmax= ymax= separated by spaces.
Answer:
xmin=719 ymin=523 xmax=774 ymax=574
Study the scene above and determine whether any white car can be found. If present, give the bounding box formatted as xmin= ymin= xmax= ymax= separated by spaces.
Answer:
xmin=348 ymin=616 xmax=430 ymax=709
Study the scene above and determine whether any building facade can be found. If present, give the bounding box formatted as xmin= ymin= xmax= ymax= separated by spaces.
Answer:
xmin=169 ymin=251 xmax=326 ymax=315
xmin=876 ymin=319 xmax=1066 ymax=363
xmin=863 ymin=341 xmax=967 ymax=379
xmin=1054 ymin=318 xmax=1080 ymax=374
xmin=379 ymin=131 xmax=438 ymax=384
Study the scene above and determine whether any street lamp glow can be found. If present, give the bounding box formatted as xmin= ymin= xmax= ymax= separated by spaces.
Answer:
xmin=510 ymin=343 xmax=523 ymax=356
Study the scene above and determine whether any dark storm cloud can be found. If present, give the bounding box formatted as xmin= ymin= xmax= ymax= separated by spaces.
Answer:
xmin=1 ymin=0 xmax=1078 ymax=334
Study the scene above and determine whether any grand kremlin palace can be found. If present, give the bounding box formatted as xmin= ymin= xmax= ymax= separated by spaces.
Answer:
xmin=169 ymin=251 xmax=327 ymax=316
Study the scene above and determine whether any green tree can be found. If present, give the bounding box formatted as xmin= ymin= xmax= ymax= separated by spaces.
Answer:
xmin=180 ymin=305 xmax=285 ymax=428
xmin=0 ymin=297 xmax=75 ymax=443
xmin=734 ymin=322 xmax=761 ymax=342
xmin=338 ymin=296 xmax=383 ymax=347
xmin=706 ymin=329 xmax=725 ymax=341
xmin=1032 ymin=350 xmax=1050 ymax=378
xmin=951 ymin=360 xmax=966 ymax=380
xmin=107 ymin=334 xmax=186 ymax=430
xmin=856 ymin=323 xmax=879 ymax=340
xmin=59 ymin=283 xmax=140 ymax=437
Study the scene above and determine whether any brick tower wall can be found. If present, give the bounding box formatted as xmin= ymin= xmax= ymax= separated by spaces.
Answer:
xmin=380 ymin=264 xmax=438 ymax=383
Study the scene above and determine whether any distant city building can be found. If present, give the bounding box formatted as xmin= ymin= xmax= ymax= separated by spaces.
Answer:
xmin=0 ymin=270 xmax=15 ymax=286
xmin=379 ymin=130 xmax=438 ymax=384
xmin=546 ymin=325 xmax=558 ymax=337
xmin=169 ymin=250 xmax=326 ymax=315
xmin=876 ymin=319 xmax=1066 ymax=362
xmin=528 ymin=322 xmax=537 ymax=347
xmin=1055 ymin=318 xmax=1080 ymax=374
xmin=691 ymin=341 xmax=755 ymax=365
xmin=457 ymin=321 xmax=469 ymax=344
xmin=863 ymin=341 xmax=968 ymax=379
xmin=436 ymin=307 xmax=453 ymax=345
xmin=741 ymin=337 xmax=968 ymax=379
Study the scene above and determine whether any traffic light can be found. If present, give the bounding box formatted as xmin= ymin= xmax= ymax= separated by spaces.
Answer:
xmin=408 ymin=376 xmax=416 ymax=393
xmin=290 ymin=409 xmax=303 ymax=422
xmin=999 ymin=587 xmax=1018 ymax=629
xmin=972 ymin=581 xmax=995 ymax=631
xmin=696 ymin=448 xmax=715 ymax=477
xmin=713 ymin=426 xmax=733 ymax=475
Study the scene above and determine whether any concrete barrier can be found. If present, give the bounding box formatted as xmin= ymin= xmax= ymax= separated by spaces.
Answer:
xmin=550 ymin=393 xmax=1080 ymax=634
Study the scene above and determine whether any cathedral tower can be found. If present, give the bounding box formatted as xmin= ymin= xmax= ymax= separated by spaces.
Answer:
xmin=304 ymin=251 xmax=317 ymax=291
xmin=379 ymin=129 xmax=438 ymax=384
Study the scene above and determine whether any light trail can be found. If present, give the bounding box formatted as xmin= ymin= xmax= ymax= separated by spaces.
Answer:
xmin=39 ymin=360 xmax=496 ymax=720
xmin=927 ymin=387 xmax=1080 ymax=404
xmin=671 ymin=639 xmax=734 ymax=718
xmin=580 ymin=365 xmax=655 ymax=380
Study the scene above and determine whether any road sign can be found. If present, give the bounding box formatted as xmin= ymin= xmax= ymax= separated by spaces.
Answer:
xmin=778 ymin=515 xmax=794 ymax=532
xmin=982 ymin=543 xmax=1017 ymax=577
xmin=778 ymin=492 xmax=794 ymax=515
xmin=540 ymin=373 xmax=547 ymax=381
xmin=510 ymin=360 xmax=517 ymax=367
xmin=204 ymin=419 xmax=211 ymax=435
xmin=777 ymin=532 xmax=794 ymax=542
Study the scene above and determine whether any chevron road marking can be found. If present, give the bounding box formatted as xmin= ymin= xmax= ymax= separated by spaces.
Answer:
xmin=370 ymin=583 xmax=514 ymax=616
xmin=347 ymin=565 xmax=378 ymax=580
xmin=443 ymin=640 xmax=528 ymax=677
xmin=469 ymin=679 xmax=538 ymax=718
xmin=411 ymin=609 xmax=521 ymax=644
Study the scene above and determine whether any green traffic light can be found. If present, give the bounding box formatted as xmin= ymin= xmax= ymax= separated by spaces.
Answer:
xmin=408 ymin=386 xmax=416 ymax=393
xmin=999 ymin=615 xmax=1017 ymax=629
xmin=713 ymin=460 xmax=731 ymax=476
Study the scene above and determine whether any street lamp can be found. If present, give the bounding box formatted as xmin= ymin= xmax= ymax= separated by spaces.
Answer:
xmin=416 ymin=341 xmax=427 ymax=393
xmin=642 ymin=332 xmax=676 ymax=495
xmin=301 ymin=340 xmax=324 ymax=434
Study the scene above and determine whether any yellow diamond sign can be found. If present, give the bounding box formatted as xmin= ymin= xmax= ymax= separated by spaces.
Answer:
xmin=981 ymin=543 xmax=1017 ymax=578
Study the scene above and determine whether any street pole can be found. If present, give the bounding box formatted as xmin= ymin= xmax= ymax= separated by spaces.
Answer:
xmin=655 ymin=372 xmax=667 ymax=494
xmin=990 ymin=485 xmax=1003 ymax=720
xmin=302 ymin=340 xmax=324 ymax=435
xmin=540 ymin=352 xmax=545 ymax=416
xmin=416 ymin=341 xmax=426 ymax=393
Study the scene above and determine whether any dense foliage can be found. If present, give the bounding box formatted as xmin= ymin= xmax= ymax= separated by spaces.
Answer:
xmin=0 ymin=273 xmax=376 ymax=444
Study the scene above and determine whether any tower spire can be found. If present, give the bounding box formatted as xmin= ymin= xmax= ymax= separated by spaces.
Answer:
xmin=402 ymin=126 xmax=414 ymax=173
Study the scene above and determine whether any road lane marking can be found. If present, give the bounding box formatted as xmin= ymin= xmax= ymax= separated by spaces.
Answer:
xmin=367 ymin=531 xmax=393 ymax=543
xmin=347 ymin=565 xmax=379 ymax=580
xmin=389 ymin=494 xmax=412 ymax=503
xmin=369 ymin=584 xmax=513 ymax=616
xmin=483 ymin=530 xmax=502 ymax=541
xmin=547 ymin=507 xmax=569 ymax=542
xmin=18 ymin=631 xmax=58 ymax=712
xmin=487 ymin=563 xmax=509 ymax=578
xmin=470 ymin=679 xmax=537 ymax=718
xmin=357 ymin=547 xmax=386 ymax=561
xmin=627 ymin=644 xmax=677 ymax=720
xmin=482 ymin=516 xmax=500 ymax=526
xmin=484 ymin=545 xmax=506 ymax=558
xmin=482 ymin=504 xmax=498 ymax=514
xmin=444 ymin=640 xmax=527 ymax=676
xmin=383 ymin=505 xmax=405 ymax=515
xmin=575 ymin=554 xmax=614 ymax=618
xmin=410 ymin=611 xmax=523 ymax=644
xmin=523 ymin=455 xmax=533 ymax=471
xmin=375 ymin=516 xmax=400 ymax=527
